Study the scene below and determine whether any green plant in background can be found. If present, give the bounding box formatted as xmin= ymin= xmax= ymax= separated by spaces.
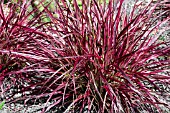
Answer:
xmin=68 ymin=0 xmax=110 ymax=9
xmin=6 ymin=0 xmax=53 ymax=22
xmin=0 ymin=101 xmax=5 ymax=110
xmin=159 ymin=36 xmax=166 ymax=41
xmin=33 ymin=0 xmax=56 ymax=22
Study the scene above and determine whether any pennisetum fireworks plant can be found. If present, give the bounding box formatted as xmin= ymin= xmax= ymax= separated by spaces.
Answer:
xmin=0 ymin=0 xmax=170 ymax=113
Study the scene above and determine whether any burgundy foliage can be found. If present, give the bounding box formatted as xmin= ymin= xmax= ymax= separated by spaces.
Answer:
xmin=0 ymin=0 xmax=170 ymax=113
